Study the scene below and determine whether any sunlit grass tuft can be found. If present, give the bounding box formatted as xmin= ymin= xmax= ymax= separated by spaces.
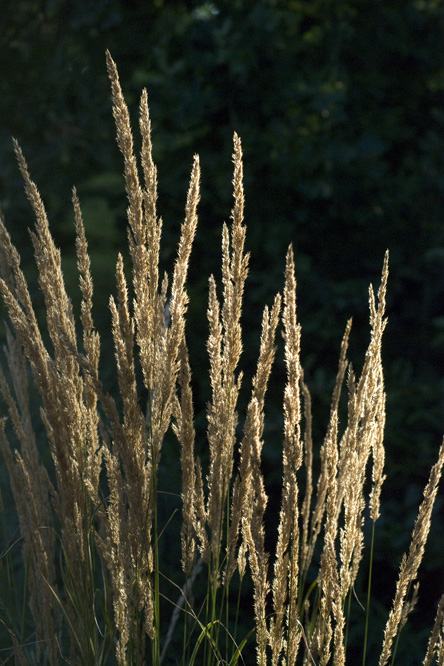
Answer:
xmin=0 ymin=52 xmax=443 ymax=666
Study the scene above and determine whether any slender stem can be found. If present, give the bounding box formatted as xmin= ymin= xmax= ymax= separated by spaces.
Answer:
xmin=151 ymin=443 xmax=161 ymax=666
xmin=363 ymin=520 xmax=376 ymax=666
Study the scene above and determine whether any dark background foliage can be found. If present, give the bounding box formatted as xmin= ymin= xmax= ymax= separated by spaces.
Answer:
xmin=1 ymin=0 xmax=444 ymax=663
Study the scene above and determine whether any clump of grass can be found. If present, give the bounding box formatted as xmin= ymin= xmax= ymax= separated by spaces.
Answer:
xmin=0 ymin=52 xmax=443 ymax=665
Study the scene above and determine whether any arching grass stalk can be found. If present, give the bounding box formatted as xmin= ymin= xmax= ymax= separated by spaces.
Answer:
xmin=303 ymin=578 xmax=321 ymax=652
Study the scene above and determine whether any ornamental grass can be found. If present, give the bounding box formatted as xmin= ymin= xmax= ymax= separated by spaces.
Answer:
xmin=0 ymin=53 xmax=443 ymax=666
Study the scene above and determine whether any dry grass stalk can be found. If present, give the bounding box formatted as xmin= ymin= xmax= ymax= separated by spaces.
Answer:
xmin=309 ymin=411 xmax=340 ymax=666
xmin=205 ymin=133 xmax=248 ymax=573
xmin=299 ymin=318 xmax=351 ymax=588
xmin=174 ymin=338 xmax=197 ymax=577
xmin=379 ymin=437 xmax=444 ymax=666
xmin=236 ymin=293 xmax=281 ymax=664
xmin=269 ymin=245 xmax=304 ymax=666
xmin=423 ymin=594 xmax=444 ymax=666
xmin=227 ymin=292 xmax=281 ymax=570
xmin=336 ymin=257 xmax=388 ymax=611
